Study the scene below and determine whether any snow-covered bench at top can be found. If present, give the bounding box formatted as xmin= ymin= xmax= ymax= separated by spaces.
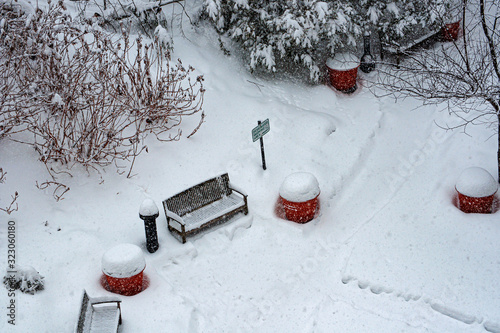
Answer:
xmin=163 ymin=173 xmax=249 ymax=243
xmin=381 ymin=27 xmax=443 ymax=65
xmin=76 ymin=290 xmax=122 ymax=333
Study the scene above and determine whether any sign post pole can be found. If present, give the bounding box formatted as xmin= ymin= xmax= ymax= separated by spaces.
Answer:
xmin=252 ymin=119 xmax=270 ymax=171
xmin=258 ymin=121 xmax=267 ymax=170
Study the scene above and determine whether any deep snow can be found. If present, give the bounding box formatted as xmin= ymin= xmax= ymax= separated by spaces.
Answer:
xmin=456 ymin=167 xmax=498 ymax=198
xmin=1 ymin=1 xmax=500 ymax=332
xmin=326 ymin=53 xmax=361 ymax=71
xmin=102 ymin=244 xmax=146 ymax=278
xmin=279 ymin=172 xmax=320 ymax=202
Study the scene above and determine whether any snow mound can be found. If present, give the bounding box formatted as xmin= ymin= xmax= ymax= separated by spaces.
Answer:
xmin=102 ymin=244 xmax=146 ymax=278
xmin=279 ymin=172 xmax=320 ymax=202
xmin=326 ymin=53 xmax=360 ymax=71
xmin=456 ymin=167 xmax=498 ymax=198
xmin=139 ymin=198 xmax=159 ymax=217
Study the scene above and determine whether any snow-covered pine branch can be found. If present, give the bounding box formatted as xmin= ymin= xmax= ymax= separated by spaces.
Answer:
xmin=201 ymin=0 xmax=359 ymax=82
xmin=200 ymin=0 xmax=455 ymax=82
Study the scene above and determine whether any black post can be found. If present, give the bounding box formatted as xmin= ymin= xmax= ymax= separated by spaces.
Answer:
xmin=360 ymin=31 xmax=376 ymax=73
xmin=139 ymin=212 xmax=159 ymax=253
xmin=258 ymin=121 xmax=267 ymax=170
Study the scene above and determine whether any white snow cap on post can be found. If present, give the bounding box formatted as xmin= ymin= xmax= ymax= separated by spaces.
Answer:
xmin=280 ymin=172 xmax=320 ymax=202
xmin=139 ymin=198 xmax=159 ymax=216
xmin=326 ymin=53 xmax=360 ymax=71
xmin=102 ymin=244 xmax=146 ymax=278
xmin=456 ymin=167 xmax=498 ymax=198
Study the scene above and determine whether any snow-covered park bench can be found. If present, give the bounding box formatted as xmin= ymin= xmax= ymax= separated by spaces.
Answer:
xmin=76 ymin=290 xmax=122 ymax=333
xmin=381 ymin=28 xmax=442 ymax=66
xmin=163 ymin=173 xmax=249 ymax=243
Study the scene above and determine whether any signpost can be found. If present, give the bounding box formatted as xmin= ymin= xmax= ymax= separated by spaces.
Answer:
xmin=252 ymin=119 xmax=270 ymax=170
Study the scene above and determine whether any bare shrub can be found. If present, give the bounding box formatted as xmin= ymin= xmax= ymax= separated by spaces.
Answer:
xmin=0 ymin=0 xmax=204 ymax=193
xmin=76 ymin=0 xmax=187 ymax=40
xmin=373 ymin=0 xmax=500 ymax=181
xmin=0 ymin=168 xmax=18 ymax=214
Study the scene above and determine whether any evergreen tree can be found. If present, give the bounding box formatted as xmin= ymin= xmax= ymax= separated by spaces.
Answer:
xmin=356 ymin=0 xmax=458 ymax=45
xmin=202 ymin=0 xmax=359 ymax=82
xmin=201 ymin=0 xmax=455 ymax=82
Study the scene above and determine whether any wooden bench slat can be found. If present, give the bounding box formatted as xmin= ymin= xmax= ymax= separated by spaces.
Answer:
xmin=180 ymin=193 xmax=244 ymax=231
xmin=76 ymin=290 xmax=121 ymax=333
xmin=89 ymin=304 xmax=121 ymax=333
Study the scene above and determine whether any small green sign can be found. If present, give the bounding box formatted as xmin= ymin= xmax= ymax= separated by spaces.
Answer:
xmin=252 ymin=119 xmax=270 ymax=142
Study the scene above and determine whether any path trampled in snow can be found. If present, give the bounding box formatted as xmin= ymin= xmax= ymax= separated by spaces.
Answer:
xmin=1 ymin=13 xmax=499 ymax=333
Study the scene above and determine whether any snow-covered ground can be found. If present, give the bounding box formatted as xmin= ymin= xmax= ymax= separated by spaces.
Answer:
xmin=1 ymin=2 xmax=500 ymax=332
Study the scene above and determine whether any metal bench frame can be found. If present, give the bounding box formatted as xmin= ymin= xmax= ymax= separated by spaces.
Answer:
xmin=163 ymin=173 xmax=248 ymax=243
xmin=76 ymin=290 xmax=122 ymax=333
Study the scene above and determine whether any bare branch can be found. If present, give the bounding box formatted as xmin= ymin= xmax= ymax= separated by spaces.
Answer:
xmin=36 ymin=181 xmax=70 ymax=202
xmin=480 ymin=0 xmax=500 ymax=83
xmin=0 ymin=191 xmax=19 ymax=215
xmin=0 ymin=168 xmax=19 ymax=214
xmin=370 ymin=0 xmax=500 ymax=182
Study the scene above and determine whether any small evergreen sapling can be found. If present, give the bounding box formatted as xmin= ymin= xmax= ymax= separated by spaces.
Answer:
xmin=3 ymin=265 xmax=45 ymax=294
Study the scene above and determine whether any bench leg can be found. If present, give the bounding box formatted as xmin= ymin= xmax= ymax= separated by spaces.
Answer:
xmin=244 ymin=197 xmax=249 ymax=215
xmin=181 ymin=224 xmax=186 ymax=244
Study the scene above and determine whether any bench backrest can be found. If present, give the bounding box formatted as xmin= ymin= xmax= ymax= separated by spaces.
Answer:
xmin=76 ymin=291 xmax=92 ymax=333
xmin=165 ymin=173 xmax=232 ymax=217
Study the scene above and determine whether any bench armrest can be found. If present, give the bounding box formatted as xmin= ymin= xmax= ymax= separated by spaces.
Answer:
xmin=229 ymin=182 xmax=248 ymax=197
xmin=166 ymin=210 xmax=185 ymax=225
xmin=90 ymin=296 xmax=122 ymax=305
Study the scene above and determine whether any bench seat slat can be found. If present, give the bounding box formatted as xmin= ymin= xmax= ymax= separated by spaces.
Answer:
xmin=180 ymin=193 xmax=244 ymax=231
xmin=89 ymin=304 xmax=120 ymax=333
xmin=77 ymin=290 xmax=121 ymax=333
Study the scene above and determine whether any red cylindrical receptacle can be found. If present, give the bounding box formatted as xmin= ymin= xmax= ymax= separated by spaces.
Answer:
xmin=456 ymin=191 xmax=496 ymax=214
xmin=102 ymin=243 xmax=146 ymax=296
xmin=279 ymin=172 xmax=320 ymax=223
xmin=105 ymin=271 xmax=145 ymax=296
xmin=455 ymin=167 xmax=498 ymax=214
xmin=281 ymin=196 xmax=319 ymax=223
xmin=326 ymin=53 xmax=360 ymax=93
xmin=442 ymin=21 xmax=460 ymax=41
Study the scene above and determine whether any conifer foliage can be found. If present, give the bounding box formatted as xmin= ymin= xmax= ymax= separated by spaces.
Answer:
xmin=202 ymin=0 xmax=359 ymax=82
xmin=201 ymin=0 xmax=455 ymax=82
xmin=356 ymin=0 xmax=455 ymax=45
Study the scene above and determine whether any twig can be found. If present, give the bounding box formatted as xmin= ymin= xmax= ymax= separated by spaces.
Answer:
xmin=247 ymin=80 xmax=265 ymax=93
xmin=36 ymin=181 xmax=70 ymax=202
xmin=187 ymin=112 xmax=205 ymax=138
xmin=0 ymin=192 xmax=19 ymax=215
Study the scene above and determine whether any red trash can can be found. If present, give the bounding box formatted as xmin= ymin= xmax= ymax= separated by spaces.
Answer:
xmin=279 ymin=172 xmax=320 ymax=223
xmin=455 ymin=167 xmax=498 ymax=214
xmin=326 ymin=53 xmax=360 ymax=93
xmin=102 ymin=244 xmax=146 ymax=296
